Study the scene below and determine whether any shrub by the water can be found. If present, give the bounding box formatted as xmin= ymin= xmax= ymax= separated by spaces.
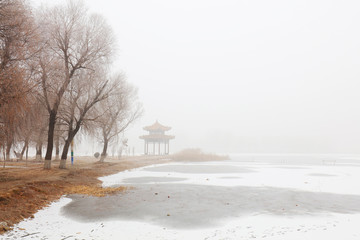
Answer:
xmin=172 ymin=148 xmax=229 ymax=162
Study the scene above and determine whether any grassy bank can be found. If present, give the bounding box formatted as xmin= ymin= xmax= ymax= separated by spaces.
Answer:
xmin=0 ymin=156 xmax=170 ymax=233
xmin=0 ymin=150 xmax=228 ymax=233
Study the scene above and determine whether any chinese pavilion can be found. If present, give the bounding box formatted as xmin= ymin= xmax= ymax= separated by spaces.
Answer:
xmin=139 ymin=121 xmax=175 ymax=155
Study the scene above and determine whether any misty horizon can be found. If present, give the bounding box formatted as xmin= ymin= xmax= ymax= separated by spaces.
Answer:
xmin=31 ymin=0 xmax=360 ymax=155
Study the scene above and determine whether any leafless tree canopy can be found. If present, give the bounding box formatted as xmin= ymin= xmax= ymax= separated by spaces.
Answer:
xmin=0 ymin=0 xmax=39 ymax=160
xmin=0 ymin=0 xmax=142 ymax=169
xmin=92 ymin=74 xmax=143 ymax=162
xmin=36 ymin=0 xmax=117 ymax=169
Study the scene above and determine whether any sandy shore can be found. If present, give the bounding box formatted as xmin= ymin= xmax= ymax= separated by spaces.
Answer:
xmin=0 ymin=155 xmax=170 ymax=233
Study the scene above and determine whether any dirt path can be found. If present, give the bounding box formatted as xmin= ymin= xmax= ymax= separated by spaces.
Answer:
xmin=0 ymin=155 xmax=170 ymax=233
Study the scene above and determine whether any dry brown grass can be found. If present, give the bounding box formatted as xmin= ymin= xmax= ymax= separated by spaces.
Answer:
xmin=65 ymin=185 xmax=130 ymax=197
xmin=171 ymin=148 xmax=229 ymax=162
xmin=0 ymin=155 xmax=170 ymax=234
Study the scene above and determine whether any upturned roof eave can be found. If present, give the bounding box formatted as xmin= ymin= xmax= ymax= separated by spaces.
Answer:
xmin=143 ymin=121 xmax=171 ymax=131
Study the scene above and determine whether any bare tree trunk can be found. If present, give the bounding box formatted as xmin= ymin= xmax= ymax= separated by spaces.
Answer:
xmin=59 ymin=158 xmax=66 ymax=169
xmin=5 ymin=139 xmax=12 ymax=161
xmin=26 ymin=145 xmax=28 ymax=166
xmin=19 ymin=140 xmax=28 ymax=161
xmin=36 ymin=143 xmax=43 ymax=161
xmin=100 ymin=139 xmax=108 ymax=163
xmin=20 ymin=145 xmax=26 ymax=161
xmin=44 ymin=111 xmax=56 ymax=169
xmin=2 ymin=146 xmax=5 ymax=168
xmin=59 ymin=139 xmax=71 ymax=169
xmin=55 ymin=135 xmax=60 ymax=160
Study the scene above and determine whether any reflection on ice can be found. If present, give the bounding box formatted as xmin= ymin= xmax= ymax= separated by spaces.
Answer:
xmin=61 ymin=184 xmax=360 ymax=228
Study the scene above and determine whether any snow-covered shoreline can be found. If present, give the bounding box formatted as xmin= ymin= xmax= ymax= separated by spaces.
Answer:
xmin=3 ymin=156 xmax=360 ymax=239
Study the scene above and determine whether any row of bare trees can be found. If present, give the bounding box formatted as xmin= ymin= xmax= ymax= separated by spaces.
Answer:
xmin=0 ymin=0 xmax=142 ymax=169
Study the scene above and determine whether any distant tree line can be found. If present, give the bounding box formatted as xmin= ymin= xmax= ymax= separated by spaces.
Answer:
xmin=0 ymin=0 xmax=142 ymax=169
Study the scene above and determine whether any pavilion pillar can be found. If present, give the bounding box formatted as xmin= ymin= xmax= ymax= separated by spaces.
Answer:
xmin=144 ymin=140 xmax=146 ymax=155
xmin=164 ymin=141 xmax=166 ymax=155
xmin=167 ymin=140 xmax=170 ymax=155
xmin=153 ymin=142 xmax=155 ymax=155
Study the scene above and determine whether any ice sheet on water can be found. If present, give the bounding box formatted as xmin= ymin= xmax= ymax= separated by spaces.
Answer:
xmin=3 ymin=156 xmax=360 ymax=239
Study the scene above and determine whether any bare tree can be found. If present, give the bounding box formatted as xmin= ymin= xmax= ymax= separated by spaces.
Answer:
xmin=57 ymin=70 xmax=114 ymax=168
xmin=0 ymin=0 xmax=39 ymax=157
xmin=94 ymin=75 xmax=143 ymax=162
xmin=36 ymin=0 xmax=115 ymax=169
xmin=32 ymin=104 xmax=48 ymax=161
xmin=54 ymin=122 xmax=67 ymax=160
xmin=15 ymin=96 xmax=43 ymax=161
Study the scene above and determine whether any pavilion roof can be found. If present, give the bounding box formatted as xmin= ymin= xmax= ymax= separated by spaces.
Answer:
xmin=143 ymin=121 xmax=171 ymax=131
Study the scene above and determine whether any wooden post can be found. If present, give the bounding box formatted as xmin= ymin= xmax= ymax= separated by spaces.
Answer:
xmin=71 ymin=140 xmax=74 ymax=165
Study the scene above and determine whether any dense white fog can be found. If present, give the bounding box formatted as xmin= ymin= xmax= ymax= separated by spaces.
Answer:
xmin=31 ymin=0 xmax=360 ymax=154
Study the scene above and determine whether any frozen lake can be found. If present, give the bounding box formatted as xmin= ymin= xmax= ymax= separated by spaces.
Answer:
xmin=3 ymin=154 xmax=360 ymax=239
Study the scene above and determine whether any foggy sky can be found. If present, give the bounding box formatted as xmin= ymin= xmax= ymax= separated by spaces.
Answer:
xmin=32 ymin=0 xmax=360 ymax=154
